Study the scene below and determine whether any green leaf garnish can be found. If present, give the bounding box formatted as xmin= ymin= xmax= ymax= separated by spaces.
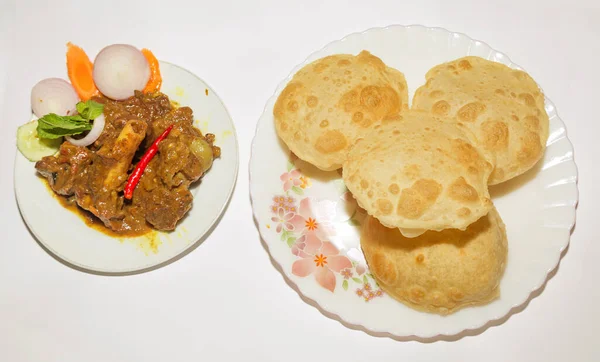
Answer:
xmin=37 ymin=113 xmax=92 ymax=139
xmin=76 ymin=100 xmax=104 ymax=120
xmin=36 ymin=100 xmax=103 ymax=139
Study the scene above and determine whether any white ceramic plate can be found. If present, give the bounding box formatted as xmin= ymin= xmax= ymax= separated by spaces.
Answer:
xmin=15 ymin=61 xmax=239 ymax=274
xmin=249 ymin=25 xmax=578 ymax=338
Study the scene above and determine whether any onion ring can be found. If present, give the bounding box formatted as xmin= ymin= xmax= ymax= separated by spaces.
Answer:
xmin=65 ymin=114 xmax=105 ymax=147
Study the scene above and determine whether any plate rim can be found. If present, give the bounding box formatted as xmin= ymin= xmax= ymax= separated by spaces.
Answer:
xmin=249 ymin=23 xmax=579 ymax=339
xmin=14 ymin=60 xmax=240 ymax=275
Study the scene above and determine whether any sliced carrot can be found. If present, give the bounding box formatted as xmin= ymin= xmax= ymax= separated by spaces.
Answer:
xmin=141 ymin=48 xmax=162 ymax=93
xmin=66 ymin=42 xmax=99 ymax=100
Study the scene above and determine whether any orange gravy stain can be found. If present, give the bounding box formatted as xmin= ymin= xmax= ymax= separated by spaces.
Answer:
xmin=137 ymin=230 xmax=162 ymax=255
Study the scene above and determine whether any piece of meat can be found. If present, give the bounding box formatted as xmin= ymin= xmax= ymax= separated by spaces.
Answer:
xmin=74 ymin=119 xmax=147 ymax=228
xmin=92 ymin=91 xmax=172 ymax=151
xmin=129 ymin=106 xmax=220 ymax=231
xmin=150 ymin=107 xmax=218 ymax=184
xmin=143 ymin=185 xmax=193 ymax=230
xmin=134 ymin=169 xmax=194 ymax=230
xmin=35 ymin=142 xmax=92 ymax=196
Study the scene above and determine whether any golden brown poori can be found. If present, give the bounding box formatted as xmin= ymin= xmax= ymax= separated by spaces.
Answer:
xmin=361 ymin=207 xmax=508 ymax=315
xmin=273 ymin=50 xmax=408 ymax=171
xmin=343 ymin=110 xmax=494 ymax=237
xmin=412 ymin=56 xmax=549 ymax=184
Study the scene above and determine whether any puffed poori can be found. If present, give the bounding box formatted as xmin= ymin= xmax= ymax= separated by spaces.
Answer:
xmin=412 ymin=56 xmax=549 ymax=184
xmin=361 ymin=207 xmax=507 ymax=315
xmin=274 ymin=51 xmax=408 ymax=171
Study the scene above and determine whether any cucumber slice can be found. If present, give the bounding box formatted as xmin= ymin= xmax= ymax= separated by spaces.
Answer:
xmin=17 ymin=119 xmax=62 ymax=162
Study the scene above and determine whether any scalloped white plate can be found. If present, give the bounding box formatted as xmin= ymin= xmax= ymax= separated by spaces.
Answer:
xmin=250 ymin=25 xmax=578 ymax=338
xmin=15 ymin=61 xmax=239 ymax=274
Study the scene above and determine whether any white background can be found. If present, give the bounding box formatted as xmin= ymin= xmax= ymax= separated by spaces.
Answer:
xmin=0 ymin=0 xmax=598 ymax=361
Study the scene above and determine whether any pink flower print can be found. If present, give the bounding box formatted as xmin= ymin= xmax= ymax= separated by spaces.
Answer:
xmin=291 ymin=241 xmax=304 ymax=257
xmin=280 ymin=170 xmax=302 ymax=192
xmin=341 ymin=268 xmax=353 ymax=280
xmin=270 ymin=208 xmax=296 ymax=233
xmin=291 ymin=233 xmax=321 ymax=258
xmin=355 ymin=283 xmax=384 ymax=302
xmin=271 ymin=195 xmax=296 ymax=214
xmin=355 ymin=263 xmax=366 ymax=276
xmin=291 ymin=240 xmax=352 ymax=292
xmin=289 ymin=198 xmax=336 ymax=240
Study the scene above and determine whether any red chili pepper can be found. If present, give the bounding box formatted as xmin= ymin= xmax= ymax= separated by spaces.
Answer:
xmin=124 ymin=124 xmax=174 ymax=200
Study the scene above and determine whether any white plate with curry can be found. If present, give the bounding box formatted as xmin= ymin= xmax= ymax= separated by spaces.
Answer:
xmin=14 ymin=44 xmax=238 ymax=274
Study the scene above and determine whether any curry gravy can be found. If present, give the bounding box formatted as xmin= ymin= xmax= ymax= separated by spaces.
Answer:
xmin=41 ymin=177 xmax=151 ymax=238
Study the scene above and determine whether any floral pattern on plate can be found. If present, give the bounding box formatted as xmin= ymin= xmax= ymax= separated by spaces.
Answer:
xmin=267 ymin=153 xmax=383 ymax=301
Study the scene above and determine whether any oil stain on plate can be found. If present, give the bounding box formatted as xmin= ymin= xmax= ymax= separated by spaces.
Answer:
xmin=132 ymin=231 xmax=163 ymax=255
xmin=174 ymin=86 xmax=186 ymax=98
xmin=221 ymin=130 xmax=232 ymax=141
